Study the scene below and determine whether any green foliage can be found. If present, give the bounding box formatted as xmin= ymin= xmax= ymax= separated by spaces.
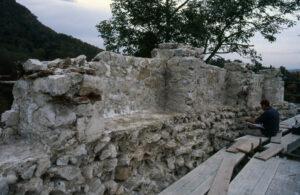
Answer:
xmin=282 ymin=68 xmax=300 ymax=103
xmin=0 ymin=0 xmax=101 ymax=79
xmin=97 ymin=0 xmax=300 ymax=61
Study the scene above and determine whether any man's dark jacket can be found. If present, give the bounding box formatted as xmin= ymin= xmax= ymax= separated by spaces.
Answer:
xmin=255 ymin=107 xmax=280 ymax=137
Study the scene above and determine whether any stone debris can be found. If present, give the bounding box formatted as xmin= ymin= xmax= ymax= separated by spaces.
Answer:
xmin=23 ymin=59 xmax=47 ymax=72
xmin=0 ymin=43 xmax=297 ymax=194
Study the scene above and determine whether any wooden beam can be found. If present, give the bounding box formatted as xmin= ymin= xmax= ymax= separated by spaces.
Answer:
xmin=255 ymin=144 xmax=284 ymax=161
xmin=228 ymin=158 xmax=281 ymax=195
xmin=207 ymin=157 xmax=236 ymax=195
xmin=235 ymin=139 xmax=262 ymax=153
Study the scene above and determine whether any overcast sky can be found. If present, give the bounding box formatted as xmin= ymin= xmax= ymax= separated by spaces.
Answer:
xmin=17 ymin=0 xmax=300 ymax=69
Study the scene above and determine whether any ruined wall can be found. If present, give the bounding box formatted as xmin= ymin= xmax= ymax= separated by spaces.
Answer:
xmin=0 ymin=44 xmax=295 ymax=195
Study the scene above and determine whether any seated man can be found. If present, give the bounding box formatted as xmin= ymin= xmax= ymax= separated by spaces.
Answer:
xmin=246 ymin=99 xmax=280 ymax=137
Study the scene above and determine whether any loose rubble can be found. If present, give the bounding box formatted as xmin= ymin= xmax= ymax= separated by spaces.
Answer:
xmin=0 ymin=43 xmax=297 ymax=195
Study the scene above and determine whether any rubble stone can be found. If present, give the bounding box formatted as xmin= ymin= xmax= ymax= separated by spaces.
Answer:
xmin=0 ymin=44 xmax=295 ymax=195
xmin=23 ymin=59 xmax=47 ymax=72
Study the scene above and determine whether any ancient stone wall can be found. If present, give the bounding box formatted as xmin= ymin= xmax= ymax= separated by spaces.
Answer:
xmin=0 ymin=44 xmax=296 ymax=195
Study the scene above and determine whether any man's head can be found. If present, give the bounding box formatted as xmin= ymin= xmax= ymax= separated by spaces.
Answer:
xmin=260 ymin=99 xmax=270 ymax=111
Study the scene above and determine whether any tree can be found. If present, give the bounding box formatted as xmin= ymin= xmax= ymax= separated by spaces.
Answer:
xmin=97 ymin=0 xmax=190 ymax=57
xmin=97 ymin=0 xmax=300 ymax=62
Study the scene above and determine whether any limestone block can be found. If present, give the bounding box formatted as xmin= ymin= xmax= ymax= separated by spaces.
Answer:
xmin=53 ymin=180 xmax=66 ymax=192
xmin=0 ymin=177 xmax=9 ymax=195
xmin=20 ymin=164 xmax=36 ymax=180
xmin=76 ymin=117 xmax=88 ymax=141
xmin=94 ymin=142 xmax=107 ymax=154
xmin=15 ymin=178 xmax=43 ymax=194
xmin=175 ymin=146 xmax=192 ymax=156
xmin=33 ymin=73 xmax=82 ymax=96
xmin=69 ymin=144 xmax=88 ymax=157
xmin=105 ymin=180 xmax=119 ymax=195
xmin=79 ymin=75 xmax=102 ymax=98
xmin=176 ymin=156 xmax=185 ymax=167
xmin=89 ymin=61 xmax=108 ymax=76
xmin=88 ymin=179 xmax=105 ymax=195
xmin=48 ymin=166 xmax=83 ymax=181
xmin=191 ymin=149 xmax=205 ymax=158
xmin=100 ymin=144 xmax=117 ymax=160
xmin=54 ymin=108 xmax=76 ymax=127
xmin=102 ymin=158 xmax=118 ymax=172
xmin=144 ymin=133 xmax=161 ymax=143
xmin=1 ymin=109 xmax=19 ymax=127
xmin=23 ymin=59 xmax=47 ymax=72
xmin=6 ymin=173 xmax=17 ymax=185
xmin=166 ymin=157 xmax=176 ymax=170
xmin=117 ymin=154 xmax=131 ymax=166
xmin=35 ymin=158 xmax=51 ymax=177
xmin=56 ymin=156 xmax=70 ymax=166
xmin=82 ymin=164 xmax=95 ymax=179
xmin=73 ymin=55 xmax=87 ymax=67
xmin=47 ymin=59 xmax=64 ymax=68
xmin=165 ymin=140 xmax=177 ymax=149
xmin=115 ymin=166 xmax=131 ymax=181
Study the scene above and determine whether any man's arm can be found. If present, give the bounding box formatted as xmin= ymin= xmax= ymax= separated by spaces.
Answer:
xmin=255 ymin=112 xmax=266 ymax=124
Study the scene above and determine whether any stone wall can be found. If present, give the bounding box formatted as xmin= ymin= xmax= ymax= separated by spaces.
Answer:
xmin=0 ymin=44 xmax=296 ymax=195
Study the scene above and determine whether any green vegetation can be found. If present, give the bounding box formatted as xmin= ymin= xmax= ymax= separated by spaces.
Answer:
xmin=97 ymin=0 xmax=300 ymax=62
xmin=0 ymin=0 xmax=102 ymax=114
xmin=280 ymin=67 xmax=300 ymax=103
xmin=0 ymin=0 xmax=101 ymax=79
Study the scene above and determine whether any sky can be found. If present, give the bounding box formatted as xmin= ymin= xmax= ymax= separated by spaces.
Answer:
xmin=17 ymin=0 xmax=300 ymax=69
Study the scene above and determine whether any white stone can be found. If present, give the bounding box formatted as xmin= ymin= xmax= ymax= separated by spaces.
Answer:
xmin=0 ymin=177 xmax=9 ymax=195
xmin=100 ymin=144 xmax=117 ymax=160
xmin=20 ymin=164 xmax=36 ymax=180
xmin=48 ymin=166 xmax=83 ymax=181
xmin=1 ymin=110 xmax=19 ymax=127
xmin=88 ymin=179 xmax=105 ymax=195
xmin=23 ymin=59 xmax=47 ymax=72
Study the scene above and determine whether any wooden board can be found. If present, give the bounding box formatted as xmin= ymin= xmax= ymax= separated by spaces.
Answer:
xmin=226 ymin=139 xmax=248 ymax=153
xmin=228 ymin=157 xmax=282 ymax=195
xmin=265 ymin=133 xmax=300 ymax=153
xmin=227 ymin=135 xmax=268 ymax=154
xmin=236 ymin=139 xmax=263 ymax=153
xmin=265 ymin=159 xmax=300 ymax=195
xmin=159 ymin=149 xmax=245 ymax=195
xmin=207 ymin=157 xmax=236 ymax=195
xmin=255 ymin=144 xmax=283 ymax=161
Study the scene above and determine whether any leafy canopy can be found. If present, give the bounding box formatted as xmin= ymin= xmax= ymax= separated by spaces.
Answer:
xmin=97 ymin=0 xmax=300 ymax=62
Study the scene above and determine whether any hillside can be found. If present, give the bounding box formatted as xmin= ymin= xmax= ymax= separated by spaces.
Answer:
xmin=0 ymin=0 xmax=102 ymax=114
xmin=0 ymin=0 xmax=101 ymax=78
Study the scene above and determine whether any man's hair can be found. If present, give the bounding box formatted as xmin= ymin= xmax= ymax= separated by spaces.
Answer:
xmin=260 ymin=99 xmax=270 ymax=107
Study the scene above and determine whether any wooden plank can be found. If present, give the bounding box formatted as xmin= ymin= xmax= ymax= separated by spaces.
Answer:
xmin=227 ymin=135 xmax=268 ymax=154
xmin=235 ymin=135 xmax=268 ymax=142
xmin=207 ymin=157 xmax=236 ymax=195
xmin=159 ymin=149 xmax=245 ymax=195
xmin=228 ymin=157 xmax=281 ymax=195
xmin=236 ymin=139 xmax=263 ymax=153
xmin=286 ymin=137 xmax=300 ymax=153
xmin=250 ymin=158 xmax=281 ymax=195
xmin=265 ymin=133 xmax=300 ymax=153
xmin=226 ymin=139 xmax=248 ymax=153
xmin=265 ymin=159 xmax=300 ymax=195
xmin=255 ymin=144 xmax=283 ymax=161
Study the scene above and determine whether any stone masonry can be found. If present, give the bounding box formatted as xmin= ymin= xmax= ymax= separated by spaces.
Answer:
xmin=0 ymin=43 xmax=297 ymax=195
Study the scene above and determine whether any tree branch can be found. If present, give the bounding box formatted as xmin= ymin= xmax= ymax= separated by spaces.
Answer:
xmin=172 ymin=0 xmax=190 ymax=15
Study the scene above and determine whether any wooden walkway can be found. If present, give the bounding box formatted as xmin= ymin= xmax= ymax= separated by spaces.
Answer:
xmin=159 ymin=115 xmax=300 ymax=195
xmin=228 ymin=157 xmax=300 ymax=195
